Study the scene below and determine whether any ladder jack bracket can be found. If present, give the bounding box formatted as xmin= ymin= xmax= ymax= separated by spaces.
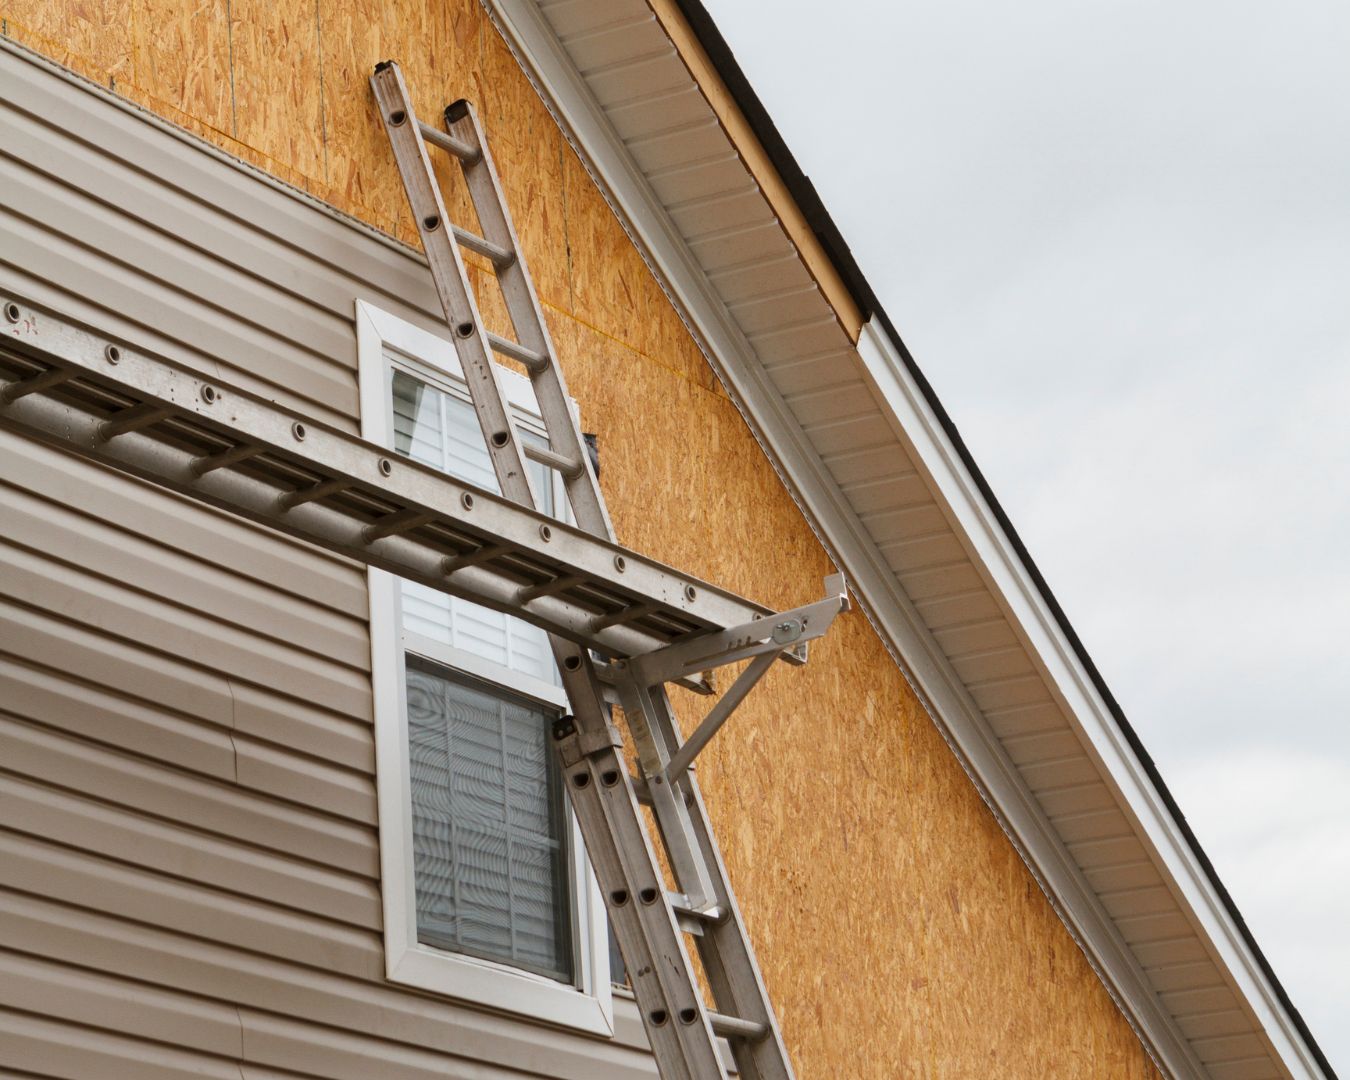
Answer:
xmin=606 ymin=574 xmax=850 ymax=787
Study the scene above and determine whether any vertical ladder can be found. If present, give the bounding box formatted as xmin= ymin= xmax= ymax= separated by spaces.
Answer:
xmin=371 ymin=61 xmax=798 ymax=1080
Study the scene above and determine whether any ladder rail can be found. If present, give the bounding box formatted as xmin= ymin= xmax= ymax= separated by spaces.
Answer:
xmin=369 ymin=61 xmax=814 ymax=1080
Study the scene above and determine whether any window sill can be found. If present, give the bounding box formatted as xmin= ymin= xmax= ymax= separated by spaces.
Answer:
xmin=389 ymin=939 xmax=615 ymax=1036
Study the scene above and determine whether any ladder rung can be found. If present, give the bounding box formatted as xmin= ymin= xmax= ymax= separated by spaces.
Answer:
xmin=363 ymin=508 xmax=437 ymax=542
xmin=278 ymin=477 xmax=348 ymax=509
xmin=452 ymin=224 xmax=515 ymax=269
xmin=671 ymin=900 xmax=726 ymax=936
xmin=522 ymin=441 xmax=584 ymax=479
xmin=98 ymin=402 xmax=173 ymax=440
xmin=485 ymin=332 xmax=549 ymax=373
xmin=517 ymin=573 xmax=586 ymax=604
xmin=591 ymin=601 xmax=660 ymax=632
xmin=417 ymin=120 xmax=478 ymax=163
xmin=708 ymin=1011 xmax=767 ymax=1042
xmin=0 ymin=365 xmax=75 ymax=403
xmin=191 ymin=442 xmax=265 ymax=476
xmin=441 ymin=542 xmax=510 ymax=575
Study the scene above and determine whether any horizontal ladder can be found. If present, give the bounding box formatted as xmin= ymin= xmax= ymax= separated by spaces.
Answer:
xmin=0 ymin=296 xmax=767 ymax=664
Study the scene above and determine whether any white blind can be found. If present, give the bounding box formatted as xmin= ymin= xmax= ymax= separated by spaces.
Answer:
xmin=407 ymin=657 xmax=571 ymax=980
xmin=392 ymin=369 xmax=558 ymax=686
xmin=391 ymin=366 xmax=571 ymax=982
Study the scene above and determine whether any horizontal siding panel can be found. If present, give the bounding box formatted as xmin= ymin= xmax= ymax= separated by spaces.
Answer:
xmin=0 ymin=1008 xmax=255 ymax=1080
xmin=1 ymin=950 xmax=245 ymax=1059
xmin=0 ymin=597 xmax=234 ymax=726
xmin=0 ymin=208 xmax=355 ymax=429
xmin=0 ymin=607 xmax=372 ymax=775
xmin=1000 ymin=729 xmax=1086 ymax=765
xmin=0 ymin=540 xmax=368 ymax=718
xmin=0 ymin=136 xmax=351 ymax=366
xmin=1 ymin=653 xmax=236 ymax=780
xmin=0 ymin=433 xmax=366 ymax=618
xmin=0 ymin=891 xmax=656 ymax=1070
xmin=749 ymin=315 xmax=851 ymax=364
xmin=1098 ymin=885 xmax=1184 ymax=921
xmin=0 ymin=480 xmax=368 ymax=670
xmin=0 ymin=715 xmax=376 ymax=875
xmin=0 ymin=774 xmax=378 ymax=928
xmin=1 ymin=831 xmax=382 ymax=978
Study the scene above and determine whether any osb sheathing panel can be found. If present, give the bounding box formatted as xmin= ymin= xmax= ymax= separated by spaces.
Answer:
xmin=2 ymin=4 xmax=1161 ymax=1077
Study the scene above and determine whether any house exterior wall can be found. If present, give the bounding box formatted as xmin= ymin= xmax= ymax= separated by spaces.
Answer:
xmin=0 ymin=3 xmax=1161 ymax=1077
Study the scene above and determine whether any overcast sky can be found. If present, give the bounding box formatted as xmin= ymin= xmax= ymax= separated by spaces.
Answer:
xmin=705 ymin=0 xmax=1350 ymax=1068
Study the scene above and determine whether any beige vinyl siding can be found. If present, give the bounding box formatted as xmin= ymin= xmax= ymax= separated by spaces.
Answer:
xmin=0 ymin=41 xmax=658 ymax=1079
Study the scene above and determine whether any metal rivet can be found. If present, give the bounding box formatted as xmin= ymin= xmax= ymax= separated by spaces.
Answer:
xmin=378 ymin=458 xmax=393 ymax=477
xmin=601 ymin=769 xmax=620 ymax=787
xmin=639 ymin=887 xmax=659 ymax=905
xmin=291 ymin=422 xmax=306 ymax=441
xmin=490 ymin=430 xmax=510 ymax=447
xmin=614 ymin=555 xmax=626 ymax=573
xmin=609 ymin=889 xmax=630 ymax=907
xmin=562 ymin=654 xmax=581 ymax=671
xmin=571 ymin=772 xmax=590 ymax=789
xmin=460 ymin=492 xmax=475 ymax=510
xmin=422 ymin=214 xmax=441 ymax=231
xmin=388 ymin=109 xmax=407 ymax=126
xmin=683 ymin=584 xmax=697 ymax=602
xmin=648 ymin=1010 xmax=669 ymax=1028
xmin=104 ymin=344 xmax=121 ymax=365
xmin=200 ymin=384 xmax=218 ymax=404
xmin=4 ymin=302 xmax=20 ymax=323
xmin=538 ymin=524 xmax=552 ymax=542
xmin=678 ymin=1008 xmax=699 ymax=1026
xmin=455 ymin=321 xmax=475 ymax=338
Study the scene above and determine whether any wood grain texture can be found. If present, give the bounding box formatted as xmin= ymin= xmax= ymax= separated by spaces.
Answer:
xmin=2 ymin=4 xmax=1164 ymax=1077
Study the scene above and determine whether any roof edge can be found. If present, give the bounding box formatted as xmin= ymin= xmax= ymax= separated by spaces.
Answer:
xmin=669 ymin=2 xmax=1334 ymax=1075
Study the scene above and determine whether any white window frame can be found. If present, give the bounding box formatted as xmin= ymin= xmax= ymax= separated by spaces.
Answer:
xmin=356 ymin=299 xmax=613 ymax=1036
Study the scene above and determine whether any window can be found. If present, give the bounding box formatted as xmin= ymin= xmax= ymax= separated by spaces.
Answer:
xmin=357 ymin=300 xmax=613 ymax=1035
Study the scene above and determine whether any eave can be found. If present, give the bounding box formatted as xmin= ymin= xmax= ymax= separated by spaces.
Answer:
xmin=483 ymin=2 xmax=1335 ymax=1078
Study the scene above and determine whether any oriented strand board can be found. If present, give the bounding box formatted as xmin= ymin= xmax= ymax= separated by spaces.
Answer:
xmin=4 ymin=4 xmax=1164 ymax=1077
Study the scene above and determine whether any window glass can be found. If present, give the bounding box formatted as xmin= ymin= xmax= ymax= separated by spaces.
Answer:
xmin=392 ymin=369 xmax=558 ymax=686
xmin=407 ymin=656 xmax=572 ymax=981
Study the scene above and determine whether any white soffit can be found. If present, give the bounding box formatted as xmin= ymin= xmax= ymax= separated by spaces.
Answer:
xmin=488 ymin=2 xmax=1330 ymax=1078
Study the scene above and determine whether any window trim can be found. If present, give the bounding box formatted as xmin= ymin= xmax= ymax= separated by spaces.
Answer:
xmin=356 ymin=299 xmax=614 ymax=1036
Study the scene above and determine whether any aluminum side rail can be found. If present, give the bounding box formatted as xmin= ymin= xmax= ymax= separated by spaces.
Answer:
xmin=0 ymin=295 xmax=768 ymax=661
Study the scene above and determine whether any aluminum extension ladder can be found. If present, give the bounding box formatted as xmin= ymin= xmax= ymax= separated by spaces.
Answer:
xmin=369 ymin=60 xmax=840 ymax=1080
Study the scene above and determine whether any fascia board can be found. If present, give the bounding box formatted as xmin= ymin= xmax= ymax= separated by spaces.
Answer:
xmin=485 ymin=2 xmax=1205 ymax=1074
xmin=856 ymin=319 xmax=1327 ymax=1080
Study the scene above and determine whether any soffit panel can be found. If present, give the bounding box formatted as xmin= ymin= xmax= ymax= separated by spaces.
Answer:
xmin=515 ymin=5 xmax=1305 ymax=1076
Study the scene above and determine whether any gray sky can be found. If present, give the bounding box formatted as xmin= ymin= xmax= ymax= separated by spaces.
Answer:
xmin=705 ymin=0 xmax=1350 ymax=1067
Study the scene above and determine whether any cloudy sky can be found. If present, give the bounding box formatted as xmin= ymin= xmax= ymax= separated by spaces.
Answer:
xmin=706 ymin=0 xmax=1350 ymax=1067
